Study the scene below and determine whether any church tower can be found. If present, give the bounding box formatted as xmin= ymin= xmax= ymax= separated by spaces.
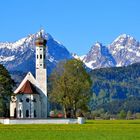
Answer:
xmin=35 ymin=31 xmax=47 ymax=118
xmin=35 ymin=31 xmax=47 ymax=95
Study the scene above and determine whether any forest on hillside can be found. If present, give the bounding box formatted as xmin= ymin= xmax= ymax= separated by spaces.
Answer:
xmin=90 ymin=63 xmax=140 ymax=116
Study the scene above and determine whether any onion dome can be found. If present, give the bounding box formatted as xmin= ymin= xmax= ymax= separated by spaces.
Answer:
xmin=35 ymin=31 xmax=47 ymax=46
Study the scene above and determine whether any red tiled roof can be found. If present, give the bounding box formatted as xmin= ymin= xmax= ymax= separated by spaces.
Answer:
xmin=16 ymin=80 xmax=37 ymax=94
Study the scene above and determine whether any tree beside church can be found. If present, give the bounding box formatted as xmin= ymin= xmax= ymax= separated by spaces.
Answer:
xmin=49 ymin=59 xmax=92 ymax=118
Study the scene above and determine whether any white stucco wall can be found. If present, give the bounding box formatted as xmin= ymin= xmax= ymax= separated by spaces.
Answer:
xmin=10 ymin=94 xmax=42 ymax=119
xmin=0 ymin=118 xmax=79 ymax=124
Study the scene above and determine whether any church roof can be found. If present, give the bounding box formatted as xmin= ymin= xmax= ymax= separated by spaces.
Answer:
xmin=14 ymin=72 xmax=39 ymax=94
xmin=16 ymin=80 xmax=37 ymax=94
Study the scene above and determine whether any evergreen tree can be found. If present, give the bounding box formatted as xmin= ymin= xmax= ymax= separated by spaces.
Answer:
xmin=90 ymin=63 xmax=140 ymax=112
xmin=98 ymin=89 xmax=106 ymax=104
xmin=0 ymin=64 xmax=14 ymax=117
xmin=118 ymin=110 xmax=127 ymax=119
xmin=126 ymin=111 xmax=132 ymax=119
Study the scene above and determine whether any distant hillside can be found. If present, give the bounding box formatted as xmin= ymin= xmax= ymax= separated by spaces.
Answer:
xmin=90 ymin=63 xmax=140 ymax=113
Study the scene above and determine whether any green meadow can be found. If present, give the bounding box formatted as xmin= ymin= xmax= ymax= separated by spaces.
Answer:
xmin=0 ymin=120 xmax=140 ymax=140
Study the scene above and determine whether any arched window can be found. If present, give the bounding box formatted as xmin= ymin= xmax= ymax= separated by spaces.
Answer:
xmin=20 ymin=98 xmax=23 ymax=102
xmin=40 ymin=54 xmax=42 ymax=59
xmin=37 ymin=55 xmax=38 ymax=59
xmin=14 ymin=108 xmax=17 ymax=118
xmin=19 ymin=110 xmax=22 ymax=117
xmin=34 ymin=110 xmax=37 ymax=117
xmin=26 ymin=110 xmax=29 ymax=117
xmin=32 ymin=98 xmax=36 ymax=102
xmin=26 ymin=98 xmax=29 ymax=102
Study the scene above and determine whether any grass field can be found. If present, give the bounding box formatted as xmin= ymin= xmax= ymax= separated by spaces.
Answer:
xmin=0 ymin=120 xmax=140 ymax=140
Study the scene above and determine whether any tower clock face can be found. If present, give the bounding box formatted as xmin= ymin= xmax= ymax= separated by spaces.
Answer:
xmin=11 ymin=96 xmax=17 ymax=102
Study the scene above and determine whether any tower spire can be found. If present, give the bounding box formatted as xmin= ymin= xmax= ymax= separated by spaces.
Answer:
xmin=39 ymin=26 xmax=45 ymax=38
xmin=40 ymin=29 xmax=43 ymax=38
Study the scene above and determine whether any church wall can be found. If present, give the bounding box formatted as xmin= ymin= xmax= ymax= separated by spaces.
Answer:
xmin=40 ymin=95 xmax=48 ymax=118
xmin=16 ymin=94 xmax=41 ymax=118
xmin=33 ymin=94 xmax=41 ymax=118
xmin=10 ymin=101 xmax=16 ymax=118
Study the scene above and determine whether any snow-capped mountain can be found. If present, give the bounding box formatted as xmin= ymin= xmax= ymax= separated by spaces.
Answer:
xmin=72 ymin=53 xmax=80 ymax=60
xmin=0 ymin=30 xmax=72 ymax=80
xmin=82 ymin=34 xmax=140 ymax=69
xmin=109 ymin=34 xmax=140 ymax=67
xmin=1 ymin=31 xmax=140 ymax=81
xmin=83 ymin=42 xmax=116 ymax=69
xmin=72 ymin=53 xmax=86 ymax=61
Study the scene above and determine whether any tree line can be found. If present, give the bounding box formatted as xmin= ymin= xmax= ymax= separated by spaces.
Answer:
xmin=1 ymin=61 xmax=140 ymax=119
xmin=89 ymin=63 xmax=140 ymax=117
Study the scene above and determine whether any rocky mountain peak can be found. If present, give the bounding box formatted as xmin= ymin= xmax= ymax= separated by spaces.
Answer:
xmin=81 ymin=34 xmax=140 ymax=69
xmin=82 ymin=42 xmax=116 ymax=69
xmin=1 ymin=31 xmax=140 ymax=77
xmin=111 ymin=34 xmax=138 ymax=47
xmin=0 ymin=30 xmax=72 ymax=77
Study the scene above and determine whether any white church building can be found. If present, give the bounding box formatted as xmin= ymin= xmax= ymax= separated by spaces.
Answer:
xmin=10 ymin=32 xmax=48 ymax=118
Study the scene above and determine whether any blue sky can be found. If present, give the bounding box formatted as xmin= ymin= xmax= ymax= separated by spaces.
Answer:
xmin=0 ymin=0 xmax=140 ymax=55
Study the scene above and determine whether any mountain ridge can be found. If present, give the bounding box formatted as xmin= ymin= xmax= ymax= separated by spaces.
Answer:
xmin=0 ymin=30 xmax=72 ymax=75
xmin=1 ymin=32 xmax=140 ymax=79
xmin=79 ymin=34 xmax=140 ymax=69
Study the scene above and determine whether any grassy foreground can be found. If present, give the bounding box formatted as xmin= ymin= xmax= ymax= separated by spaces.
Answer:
xmin=0 ymin=120 xmax=140 ymax=140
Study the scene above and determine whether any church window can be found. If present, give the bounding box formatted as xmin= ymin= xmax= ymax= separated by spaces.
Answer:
xmin=14 ymin=108 xmax=17 ymax=118
xmin=26 ymin=110 xmax=29 ymax=117
xmin=26 ymin=98 xmax=29 ymax=102
xmin=20 ymin=98 xmax=23 ymax=102
xmin=19 ymin=110 xmax=22 ymax=117
xmin=32 ymin=98 xmax=36 ymax=102
xmin=37 ymin=55 xmax=38 ymax=59
xmin=40 ymin=54 xmax=42 ymax=59
xmin=34 ymin=110 xmax=37 ymax=117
